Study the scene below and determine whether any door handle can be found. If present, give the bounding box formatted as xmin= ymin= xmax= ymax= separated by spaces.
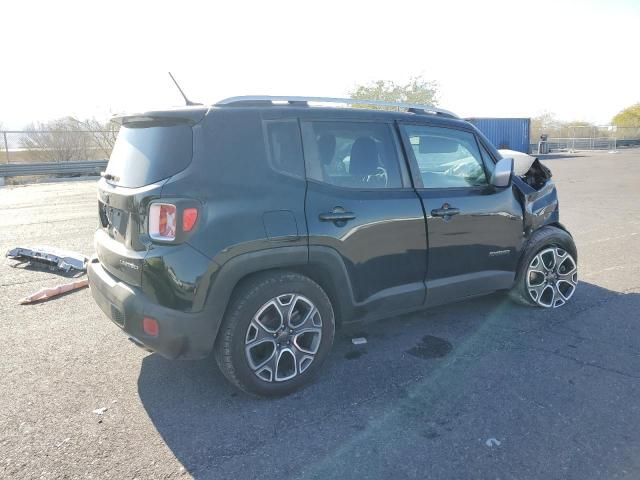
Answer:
xmin=431 ymin=204 xmax=460 ymax=218
xmin=319 ymin=208 xmax=356 ymax=223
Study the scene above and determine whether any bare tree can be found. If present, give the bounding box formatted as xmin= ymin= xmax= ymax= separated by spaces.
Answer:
xmin=531 ymin=112 xmax=598 ymax=140
xmin=19 ymin=117 xmax=119 ymax=162
xmin=20 ymin=117 xmax=92 ymax=162
xmin=76 ymin=118 xmax=119 ymax=159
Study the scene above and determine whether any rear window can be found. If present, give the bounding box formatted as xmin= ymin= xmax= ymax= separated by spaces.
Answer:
xmin=105 ymin=123 xmax=193 ymax=188
xmin=263 ymin=120 xmax=304 ymax=178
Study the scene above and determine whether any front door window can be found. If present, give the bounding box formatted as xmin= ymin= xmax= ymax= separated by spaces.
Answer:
xmin=402 ymin=124 xmax=488 ymax=189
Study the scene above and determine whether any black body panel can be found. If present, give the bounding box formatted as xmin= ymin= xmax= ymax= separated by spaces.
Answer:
xmin=514 ymin=176 xmax=559 ymax=236
xmin=162 ymin=108 xmax=309 ymax=264
xmin=304 ymin=181 xmax=427 ymax=312
xmin=88 ymin=258 xmax=218 ymax=360
xmin=88 ymin=102 xmax=569 ymax=360
xmin=418 ymin=185 xmax=523 ymax=305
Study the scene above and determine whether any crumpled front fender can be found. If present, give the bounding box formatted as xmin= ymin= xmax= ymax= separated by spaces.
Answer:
xmin=513 ymin=176 xmax=560 ymax=237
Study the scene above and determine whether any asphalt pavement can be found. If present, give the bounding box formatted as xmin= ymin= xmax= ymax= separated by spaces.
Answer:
xmin=1 ymin=149 xmax=639 ymax=479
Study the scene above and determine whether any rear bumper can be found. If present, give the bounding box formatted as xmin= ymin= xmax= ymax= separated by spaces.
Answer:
xmin=88 ymin=257 xmax=216 ymax=360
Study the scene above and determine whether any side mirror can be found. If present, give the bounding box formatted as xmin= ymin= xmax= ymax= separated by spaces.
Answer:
xmin=491 ymin=157 xmax=514 ymax=188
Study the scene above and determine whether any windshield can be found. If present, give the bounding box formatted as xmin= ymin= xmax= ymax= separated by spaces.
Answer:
xmin=105 ymin=123 xmax=193 ymax=188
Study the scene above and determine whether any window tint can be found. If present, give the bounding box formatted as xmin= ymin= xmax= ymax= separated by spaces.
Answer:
xmin=401 ymin=125 xmax=488 ymax=188
xmin=301 ymin=121 xmax=402 ymax=189
xmin=264 ymin=120 xmax=304 ymax=178
xmin=106 ymin=123 xmax=193 ymax=188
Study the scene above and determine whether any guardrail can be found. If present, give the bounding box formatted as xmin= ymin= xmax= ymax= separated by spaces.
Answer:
xmin=0 ymin=160 xmax=107 ymax=185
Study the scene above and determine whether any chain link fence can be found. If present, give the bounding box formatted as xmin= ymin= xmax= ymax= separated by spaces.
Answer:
xmin=1 ymin=128 xmax=119 ymax=164
xmin=529 ymin=126 xmax=640 ymax=153
xmin=545 ymin=137 xmax=618 ymax=152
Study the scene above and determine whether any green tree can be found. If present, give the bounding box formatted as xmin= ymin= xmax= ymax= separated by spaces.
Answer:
xmin=349 ymin=75 xmax=439 ymax=109
xmin=612 ymin=103 xmax=640 ymax=127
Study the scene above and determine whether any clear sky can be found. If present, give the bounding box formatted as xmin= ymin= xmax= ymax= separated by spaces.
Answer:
xmin=1 ymin=0 xmax=638 ymax=128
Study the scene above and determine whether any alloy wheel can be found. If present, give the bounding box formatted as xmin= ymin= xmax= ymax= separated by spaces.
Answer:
xmin=245 ymin=294 xmax=322 ymax=382
xmin=526 ymin=247 xmax=578 ymax=308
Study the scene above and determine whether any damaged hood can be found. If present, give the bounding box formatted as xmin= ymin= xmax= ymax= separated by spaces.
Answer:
xmin=498 ymin=149 xmax=537 ymax=176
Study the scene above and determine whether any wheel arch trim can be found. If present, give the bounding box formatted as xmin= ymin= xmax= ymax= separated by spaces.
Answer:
xmin=204 ymin=245 xmax=355 ymax=343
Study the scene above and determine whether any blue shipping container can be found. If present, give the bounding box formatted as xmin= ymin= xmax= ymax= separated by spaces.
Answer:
xmin=467 ymin=118 xmax=531 ymax=154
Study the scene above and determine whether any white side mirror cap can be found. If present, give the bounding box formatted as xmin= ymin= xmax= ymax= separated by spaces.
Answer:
xmin=491 ymin=157 xmax=514 ymax=187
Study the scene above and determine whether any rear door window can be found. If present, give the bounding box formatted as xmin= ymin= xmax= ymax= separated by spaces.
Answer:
xmin=105 ymin=123 xmax=193 ymax=188
xmin=300 ymin=121 xmax=403 ymax=189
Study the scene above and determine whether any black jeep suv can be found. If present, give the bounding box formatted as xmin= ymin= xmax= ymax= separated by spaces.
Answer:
xmin=88 ymin=96 xmax=577 ymax=396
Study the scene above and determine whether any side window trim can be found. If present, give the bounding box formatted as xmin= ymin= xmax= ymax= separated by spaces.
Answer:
xmin=396 ymin=120 xmax=424 ymax=189
xmin=476 ymin=137 xmax=498 ymax=177
xmin=471 ymin=135 xmax=492 ymax=182
xmin=390 ymin=123 xmax=412 ymax=188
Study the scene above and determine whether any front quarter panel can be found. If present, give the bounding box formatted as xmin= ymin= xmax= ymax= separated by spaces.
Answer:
xmin=513 ymin=176 xmax=560 ymax=237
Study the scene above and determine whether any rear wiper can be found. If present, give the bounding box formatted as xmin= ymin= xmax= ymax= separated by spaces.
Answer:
xmin=100 ymin=172 xmax=120 ymax=182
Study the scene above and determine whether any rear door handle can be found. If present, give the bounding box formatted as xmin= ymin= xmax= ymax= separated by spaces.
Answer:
xmin=319 ymin=208 xmax=356 ymax=223
xmin=431 ymin=204 xmax=460 ymax=218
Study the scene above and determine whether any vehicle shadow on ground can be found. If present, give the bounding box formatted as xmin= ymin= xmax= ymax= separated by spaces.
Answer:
xmin=137 ymin=281 xmax=639 ymax=479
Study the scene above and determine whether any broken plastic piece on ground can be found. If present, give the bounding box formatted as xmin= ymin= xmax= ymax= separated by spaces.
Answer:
xmin=92 ymin=407 xmax=108 ymax=415
xmin=6 ymin=246 xmax=88 ymax=274
xmin=20 ymin=279 xmax=89 ymax=304
xmin=485 ymin=438 xmax=501 ymax=447
xmin=351 ymin=337 xmax=367 ymax=345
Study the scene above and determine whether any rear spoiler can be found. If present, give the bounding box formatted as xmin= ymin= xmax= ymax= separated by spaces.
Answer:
xmin=111 ymin=106 xmax=209 ymax=126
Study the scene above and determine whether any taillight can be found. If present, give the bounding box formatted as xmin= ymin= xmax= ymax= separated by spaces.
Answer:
xmin=149 ymin=202 xmax=199 ymax=241
xmin=182 ymin=208 xmax=198 ymax=232
xmin=149 ymin=203 xmax=177 ymax=241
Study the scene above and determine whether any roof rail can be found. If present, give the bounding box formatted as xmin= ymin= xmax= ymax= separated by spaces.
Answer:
xmin=214 ymin=96 xmax=458 ymax=118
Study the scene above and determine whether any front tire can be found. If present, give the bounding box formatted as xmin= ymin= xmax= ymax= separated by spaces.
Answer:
xmin=510 ymin=226 xmax=578 ymax=308
xmin=214 ymin=271 xmax=335 ymax=397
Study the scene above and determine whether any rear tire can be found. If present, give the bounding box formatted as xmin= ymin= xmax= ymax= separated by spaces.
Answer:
xmin=510 ymin=226 xmax=578 ymax=308
xmin=214 ymin=271 xmax=335 ymax=397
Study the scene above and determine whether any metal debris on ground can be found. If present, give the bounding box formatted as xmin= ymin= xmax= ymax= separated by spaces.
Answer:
xmin=20 ymin=279 xmax=89 ymax=304
xmin=6 ymin=246 xmax=88 ymax=274
xmin=351 ymin=337 xmax=367 ymax=346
